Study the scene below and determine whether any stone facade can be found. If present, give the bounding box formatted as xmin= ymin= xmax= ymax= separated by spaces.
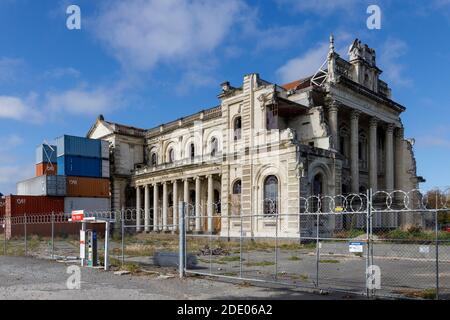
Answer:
xmin=87 ymin=38 xmax=424 ymax=237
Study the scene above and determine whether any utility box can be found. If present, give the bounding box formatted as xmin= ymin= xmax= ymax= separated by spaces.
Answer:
xmin=80 ymin=229 xmax=98 ymax=267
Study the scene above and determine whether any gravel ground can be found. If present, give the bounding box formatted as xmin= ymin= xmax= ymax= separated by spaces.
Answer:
xmin=0 ymin=256 xmax=358 ymax=300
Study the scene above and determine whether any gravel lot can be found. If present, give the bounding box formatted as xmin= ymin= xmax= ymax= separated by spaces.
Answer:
xmin=0 ymin=256 xmax=357 ymax=300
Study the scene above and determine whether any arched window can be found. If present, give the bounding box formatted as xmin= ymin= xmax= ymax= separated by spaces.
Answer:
xmin=168 ymin=148 xmax=175 ymax=163
xmin=264 ymin=175 xmax=278 ymax=215
xmin=232 ymin=180 xmax=241 ymax=215
xmin=190 ymin=143 xmax=195 ymax=160
xmin=151 ymin=153 xmax=158 ymax=167
xmin=234 ymin=117 xmax=242 ymax=141
xmin=210 ymin=137 xmax=218 ymax=157
xmin=232 ymin=180 xmax=242 ymax=194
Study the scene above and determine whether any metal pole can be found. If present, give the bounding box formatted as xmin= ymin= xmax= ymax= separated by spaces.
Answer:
xmin=121 ymin=208 xmax=125 ymax=266
xmin=275 ymin=212 xmax=279 ymax=281
xmin=3 ymin=218 xmax=6 ymax=256
xmin=104 ymin=221 xmax=110 ymax=271
xmin=316 ymin=212 xmax=320 ymax=288
xmin=51 ymin=212 xmax=55 ymax=259
xmin=24 ymin=215 xmax=27 ymax=256
xmin=365 ymin=190 xmax=370 ymax=298
xmin=435 ymin=209 xmax=439 ymax=300
xmin=81 ymin=222 xmax=86 ymax=267
xmin=240 ymin=213 xmax=243 ymax=279
xmin=179 ymin=201 xmax=186 ymax=278
xmin=370 ymin=188 xmax=375 ymax=298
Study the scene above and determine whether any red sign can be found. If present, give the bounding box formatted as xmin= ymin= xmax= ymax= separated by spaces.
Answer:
xmin=72 ymin=210 xmax=85 ymax=222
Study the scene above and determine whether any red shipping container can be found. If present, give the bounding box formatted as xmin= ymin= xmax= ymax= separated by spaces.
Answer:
xmin=5 ymin=195 xmax=64 ymax=217
xmin=0 ymin=197 xmax=5 ymax=217
xmin=36 ymin=162 xmax=57 ymax=176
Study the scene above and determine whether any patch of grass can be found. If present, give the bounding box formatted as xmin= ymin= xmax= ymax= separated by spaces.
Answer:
xmin=120 ymin=262 xmax=141 ymax=274
xmin=245 ymin=260 xmax=275 ymax=267
xmin=335 ymin=229 xmax=366 ymax=239
xmin=288 ymin=255 xmax=302 ymax=261
xmin=395 ymin=288 xmax=437 ymax=300
xmin=217 ymin=255 xmax=241 ymax=263
xmin=319 ymin=259 xmax=340 ymax=264
xmin=222 ymin=272 xmax=239 ymax=277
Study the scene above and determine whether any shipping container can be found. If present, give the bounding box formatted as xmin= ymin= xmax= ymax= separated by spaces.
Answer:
xmin=56 ymin=135 xmax=101 ymax=158
xmin=36 ymin=144 xmax=57 ymax=164
xmin=36 ymin=162 xmax=58 ymax=176
xmin=101 ymin=160 xmax=110 ymax=178
xmin=101 ymin=140 xmax=110 ymax=159
xmin=64 ymin=197 xmax=111 ymax=214
xmin=65 ymin=176 xmax=110 ymax=198
xmin=17 ymin=176 xmax=66 ymax=197
xmin=0 ymin=198 xmax=5 ymax=217
xmin=57 ymin=155 xmax=101 ymax=178
xmin=5 ymin=195 xmax=65 ymax=217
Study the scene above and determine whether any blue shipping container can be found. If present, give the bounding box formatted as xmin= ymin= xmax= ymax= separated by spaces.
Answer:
xmin=56 ymin=135 xmax=101 ymax=158
xmin=36 ymin=144 xmax=57 ymax=164
xmin=57 ymin=155 xmax=102 ymax=178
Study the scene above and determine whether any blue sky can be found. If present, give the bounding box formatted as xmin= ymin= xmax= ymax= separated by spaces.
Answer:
xmin=0 ymin=0 xmax=449 ymax=194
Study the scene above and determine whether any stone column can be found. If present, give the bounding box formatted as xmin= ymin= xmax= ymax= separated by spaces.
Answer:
xmin=369 ymin=118 xmax=378 ymax=192
xmin=207 ymin=175 xmax=214 ymax=233
xmin=328 ymin=102 xmax=339 ymax=151
xmin=136 ymin=186 xmax=142 ymax=232
xmin=144 ymin=184 xmax=150 ymax=232
xmin=350 ymin=110 xmax=360 ymax=193
xmin=162 ymin=182 xmax=168 ymax=232
xmin=172 ymin=180 xmax=178 ymax=231
xmin=394 ymin=127 xmax=405 ymax=190
xmin=153 ymin=183 xmax=159 ymax=231
xmin=195 ymin=177 xmax=202 ymax=232
xmin=385 ymin=124 xmax=395 ymax=191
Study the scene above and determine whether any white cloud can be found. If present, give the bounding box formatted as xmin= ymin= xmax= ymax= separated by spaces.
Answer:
xmin=0 ymin=164 xmax=34 ymax=195
xmin=0 ymin=95 xmax=43 ymax=123
xmin=45 ymin=87 xmax=119 ymax=116
xmin=0 ymin=134 xmax=24 ymax=150
xmin=0 ymin=57 xmax=24 ymax=83
xmin=42 ymin=67 xmax=81 ymax=79
xmin=276 ymin=0 xmax=360 ymax=15
xmin=93 ymin=0 xmax=245 ymax=71
xmin=276 ymin=42 xmax=329 ymax=83
xmin=379 ymin=38 xmax=412 ymax=87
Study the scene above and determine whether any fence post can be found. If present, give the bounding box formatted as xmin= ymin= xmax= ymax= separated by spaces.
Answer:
xmin=24 ymin=215 xmax=27 ymax=256
xmin=315 ymin=212 xmax=320 ymax=288
xmin=435 ymin=208 xmax=440 ymax=300
xmin=275 ymin=212 xmax=279 ymax=281
xmin=366 ymin=189 xmax=371 ymax=298
xmin=179 ymin=201 xmax=186 ymax=278
xmin=121 ymin=207 xmax=125 ymax=266
xmin=3 ymin=218 xmax=6 ymax=256
xmin=51 ymin=212 xmax=55 ymax=259
xmin=104 ymin=221 xmax=110 ymax=271
xmin=240 ymin=212 xmax=243 ymax=279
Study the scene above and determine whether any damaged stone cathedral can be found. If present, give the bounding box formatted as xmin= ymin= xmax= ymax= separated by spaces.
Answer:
xmin=88 ymin=37 xmax=424 ymax=237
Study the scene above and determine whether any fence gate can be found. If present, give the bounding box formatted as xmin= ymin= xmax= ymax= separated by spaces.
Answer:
xmin=181 ymin=189 xmax=450 ymax=300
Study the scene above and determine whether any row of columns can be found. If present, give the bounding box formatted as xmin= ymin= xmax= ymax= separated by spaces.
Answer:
xmin=135 ymin=174 xmax=216 ymax=233
xmin=328 ymin=102 xmax=402 ymax=193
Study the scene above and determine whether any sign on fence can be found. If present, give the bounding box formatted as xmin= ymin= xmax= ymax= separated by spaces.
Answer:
xmin=349 ymin=242 xmax=364 ymax=253
xmin=71 ymin=210 xmax=85 ymax=222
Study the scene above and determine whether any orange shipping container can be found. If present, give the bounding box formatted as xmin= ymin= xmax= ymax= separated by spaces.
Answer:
xmin=65 ymin=176 xmax=110 ymax=198
xmin=36 ymin=163 xmax=57 ymax=176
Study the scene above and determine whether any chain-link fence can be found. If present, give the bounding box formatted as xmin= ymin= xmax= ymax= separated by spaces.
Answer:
xmin=1 ymin=188 xmax=449 ymax=300
xmin=184 ymin=189 xmax=450 ymax=300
